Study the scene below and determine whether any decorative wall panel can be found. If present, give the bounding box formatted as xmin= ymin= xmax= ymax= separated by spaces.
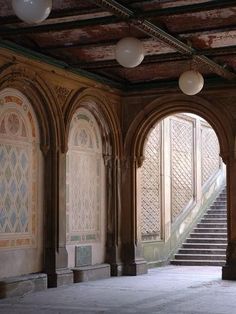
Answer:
xmin=201 ymin=122 xmax=220 ymax=186
xmin=66 ymin=108 xmax=103 ymax=243
xmin=140 ymin=124 xmax=161 ymax=241
xmin=0 ymin=90 xmax=40 ymax=249
xmin=170 ymin=116 xmax=194 ymax=222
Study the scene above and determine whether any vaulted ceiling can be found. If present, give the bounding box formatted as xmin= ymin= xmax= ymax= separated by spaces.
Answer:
xmin=1 ymin=0 xmax=236 ymax=91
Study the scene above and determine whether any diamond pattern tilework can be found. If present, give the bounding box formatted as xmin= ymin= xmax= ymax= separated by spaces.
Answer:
xmin=0 ymin=144 xmax=30 ymax=233
xmin=141 ymin=124 xmax=161 ymax=240
xmin=171 ymin=117 xmax=194 ymax=222
xmin=201 ymin=124 xmax=220 ymax=186
xmin=0 ymin=92 xmax=40 ymax=249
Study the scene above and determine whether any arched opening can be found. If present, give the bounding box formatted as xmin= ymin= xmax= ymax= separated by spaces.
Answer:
xmin=0 ymin=88 xmax=44 ymax=277
xmin=66 ymin=107 xmax=108 ymax=278
xmin=138 ymin=113 xmax=226 ymax=266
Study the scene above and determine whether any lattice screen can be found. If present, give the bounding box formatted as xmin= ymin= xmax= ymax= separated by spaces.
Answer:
xmin=170 ymin=116 xmax=194 ymax=222
xmin=140 ymin=124 xmax=161 ymax=241
xmin=201 ymin=123 xmax=220 ymax=186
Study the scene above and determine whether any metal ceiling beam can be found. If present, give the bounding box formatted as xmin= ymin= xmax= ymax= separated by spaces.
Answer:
xmin=89 ymin=0 xmax=236 ymax=80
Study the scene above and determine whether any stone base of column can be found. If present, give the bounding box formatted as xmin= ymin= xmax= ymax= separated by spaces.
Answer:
xmin=110 ymin=263 xmax=123 ymax=277
xmin=222 ymin=265 xmax=236 ymax=280
xmin=48 ymin=268 xmax=73 ymax=288
xmin=123 ymin=259 xmax=148 ymax=276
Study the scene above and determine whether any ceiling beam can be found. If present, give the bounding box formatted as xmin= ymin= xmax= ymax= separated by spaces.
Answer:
xmin=0 ymin=16 xmax=121 ymax=36
xmin=136 ymin=0 xmax=236 ymax=18
xmin=89 ymin=0 xmax=236 ymax=80
xmin=0 ymin=7 xmax=104 ymax=25
xmin=1 ymin=0 xmax=236 ymax=35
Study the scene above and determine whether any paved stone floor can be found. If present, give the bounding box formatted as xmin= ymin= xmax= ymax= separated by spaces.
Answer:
xmin=0 ymin=266 xmax=236 ymax=314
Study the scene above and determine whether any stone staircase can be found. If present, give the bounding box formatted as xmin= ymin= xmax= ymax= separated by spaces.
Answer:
xmin=171 ymin=187 xmax=227 ymax=266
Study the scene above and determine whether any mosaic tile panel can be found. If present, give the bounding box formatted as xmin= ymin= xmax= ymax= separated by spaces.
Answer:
xmin=170 ymin=116 xmax=194 ymax=222
xmin=0 ymin=90 xmax=40 ymax=249
xmin=201 ymin=123 xmax=220 ymax=186
xmin=141 ymin=124 xmax=161 ymax=241
xmin=66 ymin=109 xmax=102 ymax=243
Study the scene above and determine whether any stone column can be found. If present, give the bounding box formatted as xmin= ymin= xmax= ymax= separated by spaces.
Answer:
xmin=121 ymin=155 xmax=147 ymax=276
xmin=222 ymin=155 xmax=236 ymax=280
xmin=104 ymin=155 xmax=123 ymax=276
xmin=43 ymin=146 xmax=73 ymax=287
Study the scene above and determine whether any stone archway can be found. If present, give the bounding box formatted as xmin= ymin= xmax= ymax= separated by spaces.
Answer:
xmin=122 ymin=95 xmax=235 ymax=279
xmin=64 ymin=88 xmax=123 ymax=277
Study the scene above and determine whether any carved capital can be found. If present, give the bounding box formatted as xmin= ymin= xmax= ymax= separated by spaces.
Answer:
xmin=40 ymin=144 xmax=50 ymax=156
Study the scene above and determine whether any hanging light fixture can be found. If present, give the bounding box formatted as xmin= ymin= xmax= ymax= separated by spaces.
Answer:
xmin=115 ymin=37 xmax=144 ymax=68
xmin=178 ymin=70 xmax=204 ymax=95
xmin=12 ymin=0 xmax=52 ymax=24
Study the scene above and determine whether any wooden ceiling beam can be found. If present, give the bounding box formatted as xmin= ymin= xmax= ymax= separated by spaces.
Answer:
xmin=1 ymin=0 xmax=236 ymax=35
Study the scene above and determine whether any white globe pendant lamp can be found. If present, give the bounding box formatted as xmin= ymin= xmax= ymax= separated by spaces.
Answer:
xmin=178 ymin=70 xmax=204 ymax=95
xmin=12 ymin=0 xmax=52 ymax=24
xmin=115 ymin=37 xmax=144 ymax=68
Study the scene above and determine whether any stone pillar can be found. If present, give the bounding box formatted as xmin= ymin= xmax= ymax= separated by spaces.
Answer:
xmin=43 ymin=147 xmax=73 ymax=287
xmin=222 ymin=156 xmax=236 ymax=280
xmin=121 ymin=156 xmax=147 ymax=276
xmin=104 ymin=155 xmax=123 ymax=276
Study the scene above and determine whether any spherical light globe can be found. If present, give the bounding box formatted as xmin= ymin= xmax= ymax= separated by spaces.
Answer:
xmin=12 ymin=0 xmax=52 ymax=24
xmin=115 ymin=37 xmax=144 ymax=68
xmin=178 ymin=70 xmax=204 ymax=95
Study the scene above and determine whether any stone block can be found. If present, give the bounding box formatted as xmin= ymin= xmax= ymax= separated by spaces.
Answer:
xmin=73 ymin=263 xmax=110 ymax=282
xmin=0 ymin=273 xmax=47 ymax=299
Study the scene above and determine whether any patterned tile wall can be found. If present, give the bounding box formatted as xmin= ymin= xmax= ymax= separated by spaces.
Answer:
xmin=0 ymin=89 xmax=40 ymax=249
xmin=201 ymin=122 xmax=220 ymax=186
xmin=66 ymin=108 xmax=102 ymax=244
xmin=141 ymin=124 xmax=161 ymax=241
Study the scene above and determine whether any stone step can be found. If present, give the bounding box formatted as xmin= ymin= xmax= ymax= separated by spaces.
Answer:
xmin=201 ymin=218 xmax=226 ymax=224
xmin=207 ymin=210 xmax=227 ymax=215
xmin=186 ymin=237 xmax=227 ymax=243
xmin=175 ymin=254 xmax=226 ymax=261
xmin=182 ymin=243 xmax=227 ymax=249
xmin=170 ymin=260 xmax=226 ymax=266
xmin=210 ymin=206 xmax=227 ymax=210
xmin=193 ymin=227 xmax=227 ymax=233
xmin=213 ymin=201 xmax=227 ymax=205
xmin=190 ymin=232 xmax=227 ymax=238
xmin=203 ymin=216 xmax=227 ymax=221
xmin=178 ymin=248 xmax=226 ymax=255
xmin=197 ymin=223 xmax=227 ymax=228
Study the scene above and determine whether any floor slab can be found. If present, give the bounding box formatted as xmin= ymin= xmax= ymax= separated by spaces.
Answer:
xmin=0 ymin=266 xmax=236 ymax=313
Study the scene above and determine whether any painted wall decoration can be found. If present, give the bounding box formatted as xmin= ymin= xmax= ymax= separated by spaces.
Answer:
xmin=0 ymin=89 xmax=40 ymax=249
xmin=66 ymin=108 xmax=103 ymax=244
